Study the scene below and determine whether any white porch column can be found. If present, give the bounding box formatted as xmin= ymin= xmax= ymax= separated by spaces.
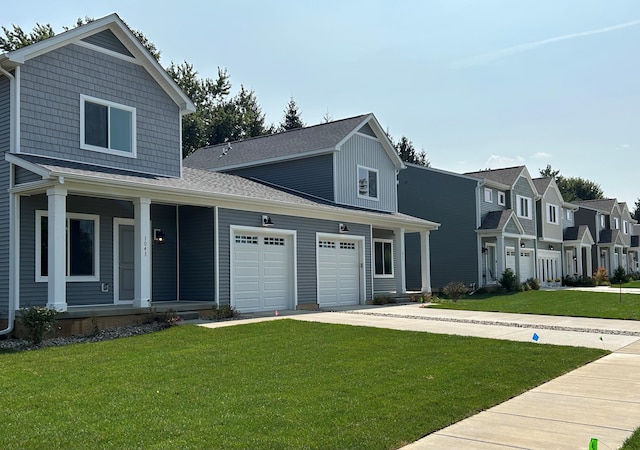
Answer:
xmin=586 ymin=247 xmax=593 ymax=277
xmin=420 ymin=231 xmax=432 ymax=293
xmin=395 ymin=228 xmax=406 ymax=294
xmin=496 ymin=235 xmax=505 ymax=278
xmin=47 ymin=186 xmax=67 ymax=312
xmin=576 ymin=247 xmax=583 ymax=277
xmin=134 ymin=197 xmax=151 ymax=308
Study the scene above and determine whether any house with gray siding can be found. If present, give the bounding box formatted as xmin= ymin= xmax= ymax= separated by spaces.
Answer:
xmin=0 ymin=14 xmax=438 ymax=334
xmin=184 ymin=113 xmax=439 ymax=299
xmin=573 ymin=199 xmax=638 ymax=277
xmin=398 ymin=165 xmax=539 ymax=291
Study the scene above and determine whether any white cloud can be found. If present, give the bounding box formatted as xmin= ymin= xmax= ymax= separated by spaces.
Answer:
xmin=484 ymin=154 xmax=525 ymax=169
xmin=532 ymin=152 xmax=551 ymax=159
xmin=620 ymin=144 xmax=631 ymax=149
xmin=452 ymin=19 xmax=640 ymax=69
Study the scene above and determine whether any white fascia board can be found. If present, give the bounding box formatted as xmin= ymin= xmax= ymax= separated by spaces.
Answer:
xmin=5 ymin=153 xmax=51 ymax=178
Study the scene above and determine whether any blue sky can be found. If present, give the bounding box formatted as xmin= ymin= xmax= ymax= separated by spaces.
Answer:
xmin=4 ymin=1 xmax=639 ymax=206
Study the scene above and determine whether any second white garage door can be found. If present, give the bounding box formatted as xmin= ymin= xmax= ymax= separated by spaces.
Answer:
xmin=232 ymin=232 xmax=294 ymax=312
xmin=317 ymin=238 xmax=362 ymax=307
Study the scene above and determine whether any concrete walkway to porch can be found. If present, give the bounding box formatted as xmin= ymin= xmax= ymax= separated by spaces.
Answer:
xmin=195 ymin=304 xmax=640 ymax=449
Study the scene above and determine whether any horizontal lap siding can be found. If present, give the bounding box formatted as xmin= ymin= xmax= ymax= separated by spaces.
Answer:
xmin=20 ymin=194 xmax=134 ymax=307
xmin=398 ymin=166 xmax=479 ymax=290
xmin=0 ymin=161 xmax=9 ymax=312
xmin=14 ymin=167 xmax=42 ymax=184
xmin=19 ymin=44 xmax=181 ymax=177
xmin=229 ymin=154 xmax=335 ymax=201
xmin=178 ymin=206 xmax=214 ymax=301
xmin=218 ymin=209 xmax=371 ymax=308
xmin=151 ymin=205 xmax=177 ymax=301
xmin=0 ymin=76 xmax=9 ymax=151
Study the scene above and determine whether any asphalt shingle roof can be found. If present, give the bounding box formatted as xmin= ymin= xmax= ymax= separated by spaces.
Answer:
xmin=184 ymin=114 xmax=371 ymax=170
xmin=574 ymin=198 xmax=618 ymax=213
xmin=465 ymin=166 xmax=525 ymax=187
xmin=14 ymin=155 xmax=435 ymax=229
xmin=532 ymin=177 xmax=552 ymax=196
xmin=563 ymin=225 xmax=590 ymax=241
xmin=479 ymin=210 xmax=513 ymax=231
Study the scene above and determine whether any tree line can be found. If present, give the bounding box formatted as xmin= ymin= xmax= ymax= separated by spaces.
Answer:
xmin=1 ymin=18 xmax=429 ymax=166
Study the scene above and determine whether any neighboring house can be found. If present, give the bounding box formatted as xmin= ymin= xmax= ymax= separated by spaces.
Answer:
xmin=398 ymin=165 xmax=538 ymax=291
xmin=573 ymin=199 xmax=638 ymax=276
xmin=184 ymin=113 xmax=439 ymax=300
xmin=0 ymin=14 xmax=439 ymax=334
xmin=532 ymin=177 xmax=593 ymax=285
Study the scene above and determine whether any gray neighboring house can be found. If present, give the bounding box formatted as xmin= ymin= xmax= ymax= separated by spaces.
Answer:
xmin=184 ymin=113 xmax=439 ymax=300
xmin=398 ymin=164 xmax=538 ymax=291
xmin=0 ymin=14 xmax=439 ymax=334
xmin=573 ymin=199 xmax=638 ymax=276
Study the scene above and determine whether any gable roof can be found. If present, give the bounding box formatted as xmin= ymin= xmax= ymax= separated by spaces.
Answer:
xmin=478 ymin=210 xmax=524 ymax=234
xmin=465 ymin=166 xmax=525 ymax=186
xmin=563 ymin=225 xmax=594 ymax=245
xmin=184 ymin=113 xmax=404 ymax=171
xmin=8 ymin=154 xmax=437 ymax=232
xmin=599 ymin=228 xmax=624 ymax=245
xmin=573 ymin=198 xmax=619 ymax=215
xmin=0 ymin=13 xmax=195 ymax=114
xmin=532 ymin=177 xmax=552 ymax=195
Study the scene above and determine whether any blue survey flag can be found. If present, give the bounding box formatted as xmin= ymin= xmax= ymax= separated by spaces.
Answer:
xmin=532 ymin=333 xmax=539 ymax=342
xmin=589 ymin=438 xmax=598 ymax=449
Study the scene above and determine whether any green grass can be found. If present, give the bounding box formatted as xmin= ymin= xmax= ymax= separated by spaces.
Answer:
xmin=431 ymin=290 xmax=640 ymax=319
xmin=619 ymin=280 xmax=640 ymax=289
xmin=0 ymin=321 xmax=605 ymax=449
xmin=621 ymin=427 xmax=640 ymax=449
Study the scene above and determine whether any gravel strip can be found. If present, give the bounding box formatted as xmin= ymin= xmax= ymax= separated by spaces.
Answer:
xmin=341 ymin=310 xmax=640 ymax=337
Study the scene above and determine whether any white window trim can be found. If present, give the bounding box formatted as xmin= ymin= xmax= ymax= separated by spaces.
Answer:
xmin=497 ymin=191 xmax=506 ymax=206
xmin=80 ymin=94 xmax=137 ymax=158
xmin=600 ymin=215 xmax=606 ymax=228
xmin=484 ymin=188 xmax=493 ymax=203
xmin=624 ymin=220 xmax=629 ymax=234
xmin=373 ymin=238 xmax=394 ymax=278
xmin=357 ymin=165 xmax=379 ymax=201
xmin=516 ymin=195 xmax=532 ymax=219
xmin=566 ymin=209 xmax=573 ymax=221
xmin=36 ymin=210 xmax=100 ymax=282
xmin=614 ymin=217 xmax=620 ymax=230
xmin=547 ymin=203 xmax=559 ymax=225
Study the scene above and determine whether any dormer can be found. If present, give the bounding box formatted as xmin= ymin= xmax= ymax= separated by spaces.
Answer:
xmin=184 ymin=114 xmax=404 ymax=213
xmin=0 ymin=14 xmax=195 ymax=178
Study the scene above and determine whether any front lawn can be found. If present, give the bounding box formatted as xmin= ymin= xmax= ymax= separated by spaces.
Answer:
xmin=431 ymin=290 xmax=640 ymax=320
xmin=621 ymin=427 xmax=640 ymax=449
xmin=0 ymin=321 xmax=605 ymax=449
xmin=619 ymin=280 xmax=640 ymax=289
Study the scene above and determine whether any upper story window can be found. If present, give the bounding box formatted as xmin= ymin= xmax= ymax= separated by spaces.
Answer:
xmin=357 ymin=165 xmax=378 ymax=200
xmin=624 ymin=220 xmax=629 ymax=234
xmin=614 ymin=217 xmax=620 ymax=229
xmin=35 ymin=211 xmax=100 ymax=282
xmin=484 ymin=188 xmax=493 ymax=203
xmin=516 ymin=195 xmax=532 ymax=219
xmin=374 ymin=239 xmax=393 ymax=278
xmin=600 ymin=215 xmax=606 ymax=228
xmin=547 ymin=204 xmax=559 ymax=224
xmin=566 ymin=209 xmax=573 ymax=222
xmin=497 ymin=191 xmax=506 ymax=206
xmin=80 ymin=95 xmax=136 ymax=157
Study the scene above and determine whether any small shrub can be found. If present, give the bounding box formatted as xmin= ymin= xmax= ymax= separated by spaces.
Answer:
xmin=372 ymin=296 xmax=390 ymax=305
xmin=499 ymin=268 xmax=521 ymax=292
xmin=525 ymin=278 xmax=540 ymax=290
xmin=20 ymin=306 xmax=58 ymax=345
xmin=211 ymin=304 xmax=237 ymax=320
xmin=593 ymin=267 xmax=610 ymax=286
xmin=441 ymin=281 xmax=470 ymax=302
xmin=563 ymin=275 xmax=597 ymax=287
xmin=612 ymin=266 xmax=630 ymax=284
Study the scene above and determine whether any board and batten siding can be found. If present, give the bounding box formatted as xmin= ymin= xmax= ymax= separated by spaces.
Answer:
xmin=0 ymin=160 xmax=10 ymax=312
xmin=81 ymin=29 xmax=134 ymax=57
xmin=398 ymin=166 xmax=479 ymax=290
xmin=228 ymin=154 xmax=335 ymax=201
xmin=178 ymin=206 xmax=215 ymax=301
xmin=512 ymin=176 xmax=536 ymax=236
xmin=0 ymin=75 xmax=10 ymax=152
xmin=537 ymin=188 xmax=564 ymax=242
xmin=150 ymin=204 xmax=177 ymax=301
xmin=19 ymin=44 xmax=182 ymax=177
xmin=334 ymin=133 xmax=397 ymax=212
xmin=217 ymin=208 xmax=371 ymax=308
xmin=19 ymin=194 xmax=134 ymax=307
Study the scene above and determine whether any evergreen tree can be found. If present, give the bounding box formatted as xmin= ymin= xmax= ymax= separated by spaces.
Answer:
xmin=279 ymin=97 xmax=304 ymax=131
xmin=395 ymin=136 xmax=430 ymax=166
xmin=632 ymin=199 xmax=640 ymax=222
xmin=538 ymin=165 xmax=604 ymax=202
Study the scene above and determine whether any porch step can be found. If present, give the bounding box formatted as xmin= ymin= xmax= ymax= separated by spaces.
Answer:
xmin=176 ymin=311 xmax=201 ymax=321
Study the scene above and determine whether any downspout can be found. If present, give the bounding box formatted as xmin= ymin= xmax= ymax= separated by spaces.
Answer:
xmin=0 ymin=65 xmax=16 ymax=335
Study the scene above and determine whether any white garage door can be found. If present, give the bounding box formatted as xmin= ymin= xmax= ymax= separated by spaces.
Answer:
xmin=519 ymin=250 xmax=534 ymax=282
xmin=317 ymin=239 xmax=361 ymax=307
xmin=232 ymin=232 xmax=293 ymax=312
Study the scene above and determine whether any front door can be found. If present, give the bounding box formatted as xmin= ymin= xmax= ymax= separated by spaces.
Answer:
xmin=114 ymin=219 xmax=135 ymax=303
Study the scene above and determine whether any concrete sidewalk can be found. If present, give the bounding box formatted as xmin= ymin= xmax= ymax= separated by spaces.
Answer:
xmin=196 ymin=304 xmax=640 ymax=449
